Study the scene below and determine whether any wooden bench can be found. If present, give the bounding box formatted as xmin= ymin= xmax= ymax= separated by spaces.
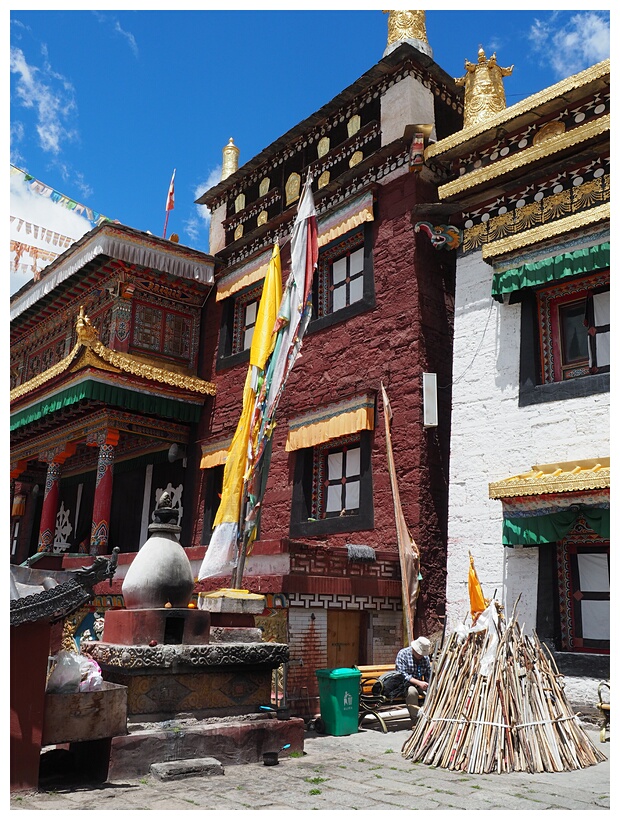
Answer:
xmin=356 ymin=664 xmax=421 ymax=734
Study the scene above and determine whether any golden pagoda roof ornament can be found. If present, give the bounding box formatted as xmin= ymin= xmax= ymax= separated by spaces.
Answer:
xmin=456 ymin=47 xmax=514 ymax=130
xmin=383 ymin=10 xmax=432 ymax=59
xmin=221 ymin=137 xmax=239 ymax=181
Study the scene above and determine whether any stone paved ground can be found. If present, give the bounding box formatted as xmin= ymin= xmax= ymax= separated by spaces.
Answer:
xmin=10 ymin=722 xmax=610 ymax=811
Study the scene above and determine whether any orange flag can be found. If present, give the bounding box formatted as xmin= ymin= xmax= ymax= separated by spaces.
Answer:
xmin=468 ymin=551 xmax=488 ymax=624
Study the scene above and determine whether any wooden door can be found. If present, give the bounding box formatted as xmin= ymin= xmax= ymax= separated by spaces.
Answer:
xmin=327 ymin=610 xmax=364 ymax=668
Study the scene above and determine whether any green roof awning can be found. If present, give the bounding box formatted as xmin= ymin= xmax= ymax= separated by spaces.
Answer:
xmin=10 ymin=379 xmax=203 ymax=431
xmin=502 ymin=508 xmax=610 ymax=545
xmin=491 ymin=242 xmax=610 ymax=302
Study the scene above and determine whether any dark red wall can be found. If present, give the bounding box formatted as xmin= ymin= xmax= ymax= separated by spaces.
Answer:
xmin=191 ymin=170 xmax=454 ymax=633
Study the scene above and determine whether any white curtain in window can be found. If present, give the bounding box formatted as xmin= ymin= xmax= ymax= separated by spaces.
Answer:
xmin=577 ymin=552 xmax=609 ymax=592
xmin=580 ymin=600 xmax=610 ymax=640
xmin=593 ymin=291 xmax=610 ymax=367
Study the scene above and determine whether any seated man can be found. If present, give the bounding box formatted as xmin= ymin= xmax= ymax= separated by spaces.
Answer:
xmin=395 ymin=636 xmax=432 ymax=725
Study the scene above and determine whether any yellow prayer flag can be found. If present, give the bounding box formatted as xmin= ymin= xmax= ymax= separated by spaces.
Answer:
xmin=250 ymin=244 xmax=282 ymax=372
xmin=213 ymin=369 xmax=255 ymax=526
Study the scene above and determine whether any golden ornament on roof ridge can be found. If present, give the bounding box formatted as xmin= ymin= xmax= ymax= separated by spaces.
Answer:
xmin=456 ymin=46 xmax=513 ymax=130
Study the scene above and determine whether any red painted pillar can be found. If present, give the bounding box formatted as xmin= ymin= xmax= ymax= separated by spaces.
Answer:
xmin=37 ymin=462 xmax=62 ymax=553
xmin=90 ymin=442 xmax=116 ymax=556
xmin=10 ymin=620 xmax=51 ymax=792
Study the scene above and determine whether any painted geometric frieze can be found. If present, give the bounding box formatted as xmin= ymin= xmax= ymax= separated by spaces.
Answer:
xmin=95 ymin=443 xmax=116 ymax=487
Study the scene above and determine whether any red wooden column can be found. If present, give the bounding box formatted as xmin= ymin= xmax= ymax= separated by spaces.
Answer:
xmin=36 ymin=440 xmax=75 ymax=553
xmin=87 ymin=429 xmax=120 ymax=556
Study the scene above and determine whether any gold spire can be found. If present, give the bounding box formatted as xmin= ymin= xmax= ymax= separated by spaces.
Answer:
xmin=455 ymin=47 xmax=514 ymax=130
xmin=384 ymin=10 xmax=428 ymax=45
xmin=221 ymin=137 xmax=239 ymax=181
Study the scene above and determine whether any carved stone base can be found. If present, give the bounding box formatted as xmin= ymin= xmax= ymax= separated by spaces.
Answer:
xmin=83 ymin=641 xmax=289 ymax=720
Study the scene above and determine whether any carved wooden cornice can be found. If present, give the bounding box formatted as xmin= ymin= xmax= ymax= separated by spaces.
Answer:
xmin=10 ymin=309 xmax=216 ymax=404
xmin=426 ymin=59 xmax=609 ymax=160
xmin=481 ymin=202 xmax=610 ymax=260
xmin=438 ymin=115 xmax=609 ymax=200
xmin=489 ymin=459 xmax=610 ymax=499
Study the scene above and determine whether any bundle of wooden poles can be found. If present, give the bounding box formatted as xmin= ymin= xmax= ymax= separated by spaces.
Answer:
xmin=402 ymin=605 xmax=606 ymax=774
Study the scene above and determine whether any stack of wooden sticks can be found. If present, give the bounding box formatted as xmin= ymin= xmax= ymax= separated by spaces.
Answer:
xmin=402 ymin=606 xmax=606 ymax=774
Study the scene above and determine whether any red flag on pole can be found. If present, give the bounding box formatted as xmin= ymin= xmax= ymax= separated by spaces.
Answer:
xmin=163 ymin=169 xmax=175 ymax=238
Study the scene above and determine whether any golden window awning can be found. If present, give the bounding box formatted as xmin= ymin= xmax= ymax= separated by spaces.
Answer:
xmin=216 ymin=250 xmax=272 ymax=302
xmin=285 ymin=392 xmax=375 ymax=452
xmin=489 ymin=458 xmax=610 ymax=499
xmin=199 ymin=438 xmax=232 ymax=469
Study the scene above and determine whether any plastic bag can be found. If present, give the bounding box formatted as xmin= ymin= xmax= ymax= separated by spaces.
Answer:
xmin=78 ymin=656 xmax=103 ymax=692
xmin=46 ymin=650 xmax=104 ymax=693
xmin=46 ymin=650 xmax=84 ymax=694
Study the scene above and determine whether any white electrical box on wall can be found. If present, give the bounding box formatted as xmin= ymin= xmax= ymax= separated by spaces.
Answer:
xmin=423 ymin=372 xmax=438 ymax=428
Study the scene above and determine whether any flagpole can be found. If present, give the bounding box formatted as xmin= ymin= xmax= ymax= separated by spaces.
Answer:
xmin=163 ymin=169 xmax=176 ymax=239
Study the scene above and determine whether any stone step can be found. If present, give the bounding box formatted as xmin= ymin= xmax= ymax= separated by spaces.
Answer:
xmin=150 ymin=757 xmax=224 ymax=781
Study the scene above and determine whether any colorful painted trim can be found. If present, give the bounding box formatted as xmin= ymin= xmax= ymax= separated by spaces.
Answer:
xmin=556 ymin=518 xmax=609 ymax=652
xmin=537 ymin=270 xmax=609 ymax=384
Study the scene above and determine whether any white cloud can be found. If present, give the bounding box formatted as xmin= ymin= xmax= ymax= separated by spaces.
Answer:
xmin=10 ymin=46 xmax=77 ymax=155
xmin=114 ymin=21 xmax=139 ymax=58
xmin=529 ymin=12 xmax=610 ymax=79
xmin=182 ymin=167 xmax=222 ymax=250
xmin=92 ymin=12 xmax=138 ymax=57
xmin=10 ymin=174 xmax=93 ymax=296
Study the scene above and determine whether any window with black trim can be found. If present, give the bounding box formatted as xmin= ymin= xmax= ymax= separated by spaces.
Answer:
xmin=289 ymin=431 xmax=373 ymax=537
xmin=217 ymin=281 xmax=263 ymax=368
xmin=519 ymin=270 xmax=610 ymax=405
xmin=310 ymin=225 xmax=375 ymax=332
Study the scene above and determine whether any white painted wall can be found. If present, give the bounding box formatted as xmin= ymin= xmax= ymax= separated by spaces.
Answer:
xmin=445 ymin=250 xmax=610 ymax=634
xmin=380 ymin=73 xmax=436 ymax=146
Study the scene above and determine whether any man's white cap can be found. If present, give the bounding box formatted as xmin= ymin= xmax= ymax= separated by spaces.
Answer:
xmin=411 ymin=636 xmax=432 ymax=656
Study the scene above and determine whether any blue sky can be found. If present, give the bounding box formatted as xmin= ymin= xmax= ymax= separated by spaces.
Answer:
xmin=9 ymin=6 xmax=611 ymax=295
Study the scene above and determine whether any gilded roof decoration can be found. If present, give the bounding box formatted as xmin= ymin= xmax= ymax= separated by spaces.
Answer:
xmin=221 ymin=137 xmax=239 ymax=181
xmin=426 ymin=59 xmax=609 ymax=160
xmin=481 ymin=202 xmax=610 ymax=260
xmin=438 ymin=114 xmax=610 ymax=200
xmin=455 ymin=48 xmax=513 ymax=130
xmin=384 ymin=10 xmax=428 ymax=45
xmin=489 ymin=458 xmax=610 ymax=499
xmin=10 ymin=307 xmax=216 ymax=404
xmin=463 ymin=172 xmax=609 ymax=254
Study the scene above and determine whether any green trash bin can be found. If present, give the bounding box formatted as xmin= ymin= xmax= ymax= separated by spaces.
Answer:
xmin=315 ymin=667 xmax=361 ymax=736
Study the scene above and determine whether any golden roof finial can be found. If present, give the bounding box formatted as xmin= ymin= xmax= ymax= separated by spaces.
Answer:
xmin=384 ymin=10 xmax=428 ymax=44
xmin=455 ymin=47 xmax=514 ymax=129
xmin=221 ymin=137 xmax=240 ymax=181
